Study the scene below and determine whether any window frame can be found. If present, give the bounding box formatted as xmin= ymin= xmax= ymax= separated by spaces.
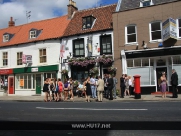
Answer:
xmin=39 ymin=48 xmax=47 ymax=63
xmin=17 ymin=52 xmax=23 ymax=66
xmin=2 ymin=52 xmax=8 ymax=66
xmin=177 ymin=18 xmax=181 ymax=39
xmin=82 ymin=16 xmax=96 ymax=30
xmin=125 ymin=25 xmax=138 ymax=45
xmin=149 ymin=21 xmax=163 ymax=42
xmin=73 ymin=38 xmax=85 ymax=57
xmin=3 ymin=34 xmax=9 ymax=42
xmin=140 ymin=0 xmax=153 ymax=7
xmin=30 ymin=30 xmax=36 ymax=39
xmin=100 ymin=34 xmax=112 ymax=55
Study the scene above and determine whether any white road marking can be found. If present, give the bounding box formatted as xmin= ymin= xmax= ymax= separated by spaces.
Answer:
xmin=36 ymin=107 xmax=148 ymax=111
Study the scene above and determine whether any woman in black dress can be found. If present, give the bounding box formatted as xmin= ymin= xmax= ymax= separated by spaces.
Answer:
xmin=84 ymin=77 xmax=92 ymax=102
xmin=43 ymin=78 xmax=49 ymax=102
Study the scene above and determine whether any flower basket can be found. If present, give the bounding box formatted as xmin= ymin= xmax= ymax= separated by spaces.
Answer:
xmin=89 ymin=67 xmax=99 ymax=76
xmin=2 ymin=86 xmax=8 ymax=93
xmin=108 ymin=66 xmax=117 ymax=76
xmin=61 ymin=69 xmax=68 ymax=75
xmin=96 ymin=54 xmax=113 ymax=65
xmin=68 ymin=57 xmax=96 ymax=67
xmin=73 ymin=80 xmax=78 ymax=88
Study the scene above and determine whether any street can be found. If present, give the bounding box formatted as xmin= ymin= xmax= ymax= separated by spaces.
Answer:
xmin=0 ymin=101 xmax=181 ymax=136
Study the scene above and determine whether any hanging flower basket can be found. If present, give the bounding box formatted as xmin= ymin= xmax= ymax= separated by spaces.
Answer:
xmin=96 ymin=54 xmax=113 ymax=65
xmin=89 ymin=67 xmax=99 ymax=76
xmin=108 ymin=66 xmax=117 ymax=76
xmin=68 ymin=57 xmax=96 ymax=67
xmin=61 ymin=69 xmax=68 ymax=75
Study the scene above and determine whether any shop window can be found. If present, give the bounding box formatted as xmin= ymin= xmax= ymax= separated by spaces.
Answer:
xmin=73 ymin=39 xmax=85 ymax=57
xmin=134 ymin=59 xmax=141 ymax=67
xmin=149 ymin=21 xmax=162 ymax=41
xmin=82 ymin=16 xmax=96 ymax=29
xmin=150 ymin=58 xmax=154 ymax=66
xmin=100 ymin=35 xmax=112 ymax=55
xmin=127 ymin=59 xmax=133 ymax=67
xmin=142 ymin=59 xmax=149 ymax=66
xmin=177 ymin=19 xmax=181 ymax=38
xmin=2 ymin=52 xmax=8 ymax=66
xmin=172 ymin=56 xmax=181 ymax=64
xmin=39 ymin=49 xmax=46 ymax=63
xmin=16 ymin=74 xmax=32 ymax=89
xmin=125 ymin=25 xmax=137 ymax=44
xmin=17 ymin=52 xmax=23 ymax=65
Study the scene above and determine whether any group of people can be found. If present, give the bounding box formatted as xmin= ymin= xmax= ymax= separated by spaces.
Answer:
xmin=0 ymin=78 xmax=8 ymax=90
xmin=120 ymin=74 xmax=134 ymax=98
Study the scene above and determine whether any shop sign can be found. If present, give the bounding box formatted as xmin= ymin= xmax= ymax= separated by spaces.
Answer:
xmin=0 ymin=69 xmax=13 ymax=75
xmin=22 ymin=54 xmax=32 ymax=64
xmin=31 ymin=68 xmax=38 ymax=72
xmin=20 ymin=79 xmax=24 ymax=87
xmin=162 ymin=18 xmax=177 ymax=42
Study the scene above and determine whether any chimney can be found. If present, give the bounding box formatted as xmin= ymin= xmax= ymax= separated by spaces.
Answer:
xmin=8 ymin=17 xmax=15 ymax=27
xmin=67 ymin=0 xmax=78 ymax=19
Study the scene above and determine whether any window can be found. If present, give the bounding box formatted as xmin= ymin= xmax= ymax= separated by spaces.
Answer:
xmin=3 ymin=34 xmax=9 ymax=42
xmin=178 ymin=19 xmax=181 ymax=38
xmin=82 ymin=16 xmax=95 ymax=29
xmin=39 ymin=49 xmax=46 ymax=63
xmin=2 ymin=52 xmax=8 ymax=66
xmin=100 ymin=35 xmax=112 ymax=55
xmin=143 ymin=1 xmax=150 ymax=7
xmin=149 ymin=21 xmax=162 ymax=41
xmin=127 ymin=60 xmax=133 ymax=67
xmin=140 ymin=0 xmax=153 ymax=7
xmin=17 ymin=52 xmax=23 ymax=65
xmin=134 ymin=59 xmax=141 ymax=67
xmin=172 ymin=56 xmax=181 ymax=64
xmin=125 ymin=25 xmax=137 ymax=44
xmin=30 ymin=30 xmax=36 ymax=39
xmin=73 ymin=39 xmax=85 ymax=57
xmin=16 ymin=74 xmax=32 ymax=89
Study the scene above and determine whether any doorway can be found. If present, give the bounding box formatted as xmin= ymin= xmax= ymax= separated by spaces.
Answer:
xmin=8 ymin=76 xmax=14 ymax=94
xmin=156 ymin=67 xmax=167 ymax=91
xmin=36 ymin=74 xmax=42 ymax=94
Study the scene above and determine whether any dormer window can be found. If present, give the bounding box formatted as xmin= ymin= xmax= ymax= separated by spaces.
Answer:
xmin=82 ymin=16 xmax=96 ymax=29
xmin=30 ymin=30 xmax=36 ymax=39
xmin=140 ymin=0 xmax=153 ymax=7
xmin=3 ymin=34 xmax=9 ymax=42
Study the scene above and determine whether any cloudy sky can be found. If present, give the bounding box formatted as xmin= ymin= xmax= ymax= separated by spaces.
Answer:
xmin=0 ymin=0 xmax=118 ymax=29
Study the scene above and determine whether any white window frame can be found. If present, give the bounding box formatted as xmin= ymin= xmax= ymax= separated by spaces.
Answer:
xmin=30 ymin=30 xmax=36 ymax=39
xmin=2 ymin=52 xmax=8 ymax=66
xmin=177 ymin=18 xmax=181 ymax=39
xmin=17 ymin=52 xmax=23 ymax=66
xmin=39 ymin=48 xmax=47 ymax=63
xmin=149 ymin=21 xmax=163 ymax=43
xmin=125 ymin=25 xmax=138 ymax=45
xmin=3 ymin=34 xmax=9 ymax=42
xmin=140 ymin=0 xmax=154 ymax=7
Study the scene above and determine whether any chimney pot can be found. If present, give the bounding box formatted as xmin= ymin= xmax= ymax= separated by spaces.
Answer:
xmin=8 ymin=17 xmax=15 ymax=27
xmin=67 ymin=0 xmax=78 ymax=19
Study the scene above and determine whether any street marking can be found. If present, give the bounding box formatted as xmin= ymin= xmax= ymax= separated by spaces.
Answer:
xmin=36 ymin=107 xmax=148 ymax=111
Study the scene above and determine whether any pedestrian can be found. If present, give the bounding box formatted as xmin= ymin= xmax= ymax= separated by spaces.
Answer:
xmin=113 ymin=74 xmax=118 ymax=99
xmin=63 ymin=79 xmax=70 ymax=101
xmin=124 ymin=75 xmax=130 ymax=96
xmin=50 ymin=78 xmax=55 ymax=101
xmin=90 ymin=75 xmax=97 ymax=99
xmin=43 ymin=78 xmax=50 ymax=102
xmin=0 ymin=78 xmax=4 ymax=90
xmin=69 ymin=77 xmax=74 ymax=100
xmin=160 ymin=72 xmax=167 ymax=98
xmin=58 ymin=78 xmax=64 ymax=101
xmin=103 ymin=74 xmax=108 ymax=98
xmin=128 ymin=76 xmax=133 ymax=96
xmin=84 ymin=77 xmax=92 ymax=102
xmin=47 ymin=78 xmax=52 ymax=101
xmin=120 ymin=74 xmax=125 ymax=98
xmin=54 ymin=78 xmax=59 ymax=101
xmin=97 ymin=76 xmax=104 ymax=102
xmin=107 ymin=74 xmax=114 ymax=100
xmin=171 ymin=69 xmax=178 ymax=98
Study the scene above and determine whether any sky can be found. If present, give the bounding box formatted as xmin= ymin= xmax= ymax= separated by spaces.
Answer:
xmin=0 ymin=0 xmax=118 ymax=29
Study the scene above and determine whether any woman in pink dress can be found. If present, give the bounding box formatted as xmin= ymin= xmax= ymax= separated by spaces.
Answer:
xmin=58 ymin=78 xmax=64 ymax=101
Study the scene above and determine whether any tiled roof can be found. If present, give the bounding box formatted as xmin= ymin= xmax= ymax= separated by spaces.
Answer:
xmin=119 ymin=0 xmax=178 ymax=11
xmin=63 ymin=4 xmax=117 ymax=37
xmin=0 ymin=15 xmax=70 ymax=47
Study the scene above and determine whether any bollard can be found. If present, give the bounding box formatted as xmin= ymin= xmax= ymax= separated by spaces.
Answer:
xmin=134 ymin=75 xmax=141 ymax=99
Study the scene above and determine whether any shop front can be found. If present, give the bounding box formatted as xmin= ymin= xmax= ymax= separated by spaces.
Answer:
xmin=123 ymin=46 xmax=181 ymax=94
xmin=13 ymin=65 xmax=59 ymax=96
xmin=0 ymin=69 xmax=14 ymax=95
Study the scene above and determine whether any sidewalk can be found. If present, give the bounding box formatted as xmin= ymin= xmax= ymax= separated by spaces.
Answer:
xmin=0 ymin=94 xmax=180 ymax=102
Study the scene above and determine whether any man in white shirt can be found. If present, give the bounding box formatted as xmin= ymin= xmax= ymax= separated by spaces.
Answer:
xmin=76 ymin=82 xmax=84 ymax=97
xmin=90 ymin=75 xmax=97 ymax=98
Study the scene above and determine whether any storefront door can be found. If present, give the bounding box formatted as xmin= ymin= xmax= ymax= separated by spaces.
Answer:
xmin=36 ymin=74 xmax=41 ymax=94
xmin=8 ymin=76 xmax=14 ymax=94
xmin=156 ymin=67 xmax=167 ymax=91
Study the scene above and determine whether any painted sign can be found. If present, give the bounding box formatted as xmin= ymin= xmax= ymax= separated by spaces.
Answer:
xmin=0 ymin=69 xmax=13 ymax=75
xmin=22 ymin=54 xmax=26 ymax=64
xmin=31 ymin=68 xmax=38 ymax=72
xmin=60 ymin=44 xmax=65 ymax=58
xmin=162 ymin=18 xmax=177 ymax=41
xmin=22 ymin=54 xmax=32 ymax=64
xmin=20 ymin=79 xmax=24 ymax=86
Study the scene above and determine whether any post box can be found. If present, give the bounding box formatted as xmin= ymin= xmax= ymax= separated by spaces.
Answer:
xmin=134 ymin=75 xmax=141 ymax=99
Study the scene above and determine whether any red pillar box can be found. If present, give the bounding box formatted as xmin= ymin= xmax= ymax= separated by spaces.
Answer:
xmin=134 ymin=75 xmax=141 ymax=99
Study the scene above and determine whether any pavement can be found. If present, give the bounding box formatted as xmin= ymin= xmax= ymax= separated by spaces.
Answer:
xmin=0 ymin=94 xmax=180 ymax=102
